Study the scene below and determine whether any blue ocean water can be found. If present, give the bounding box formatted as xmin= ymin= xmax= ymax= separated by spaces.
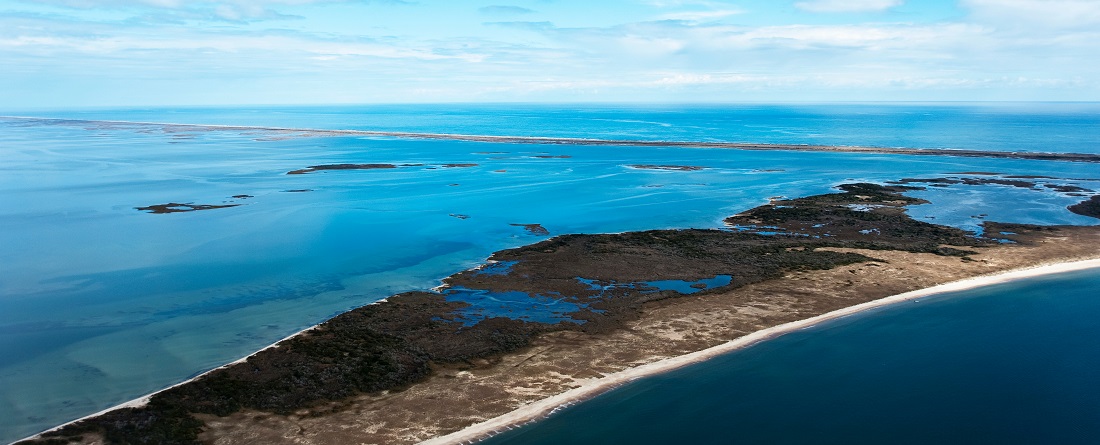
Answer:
xmin=0 ymin=104 xmax=1097 ymax=442
xmin=485 ymin=269 xmax=1100 ymax=445
xmin=12 ymin=102 xmax=1100 ymax=153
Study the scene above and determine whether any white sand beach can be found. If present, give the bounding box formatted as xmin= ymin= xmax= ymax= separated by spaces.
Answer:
xmin=421 ymin=258 xmax=1100 ymax=445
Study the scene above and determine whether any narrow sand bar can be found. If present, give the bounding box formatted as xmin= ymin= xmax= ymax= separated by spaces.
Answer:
xmin=423 ymin=258 xmax=1100 ymax=445
xmin=6 ymin=116 xmax=1100 ymax=163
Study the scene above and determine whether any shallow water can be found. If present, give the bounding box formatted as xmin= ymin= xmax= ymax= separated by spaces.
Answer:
xmin=485 ymin=268 xmax=1100 ymax=445
xmin=0 ymin=105 xmax=1097 ymax=441
xmin=13 ymin=103 xmax=1100 ymax=153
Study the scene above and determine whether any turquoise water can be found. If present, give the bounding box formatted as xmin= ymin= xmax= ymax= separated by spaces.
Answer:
xmin=485 ymin=268 xmax=1100 ymax=445
xmin=0 ymin=104 xmax=1098 ymax=442
xmin=12 ymin=103 xmax=1100 ymax=153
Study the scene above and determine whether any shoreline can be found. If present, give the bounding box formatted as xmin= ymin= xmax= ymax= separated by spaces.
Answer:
xmin=421 ymin=257 xmax=1100 ymax=445
xmin=14 ymin=324 xmax=323 ymax=444
xmin=15 ymin=181 xmax=1100 ymax=445
xmin=22 ymin=258 xmax=1098 ymax=445
xmin=15 ymin=257 xmax=523 ymax=443
xmin=4 ymin=116 xmax=1100 ymax=163
xmin=14 ymin=298 xmax=397 ymax=443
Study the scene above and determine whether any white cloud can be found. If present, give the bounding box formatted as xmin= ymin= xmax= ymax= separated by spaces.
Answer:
xmin=16 ymin=0 xmax=406 ymax=22
xmin=479 ymin=5 xmax=535 ymax=15
xmin=532 ymin=20 xmax=991 ymax=60
xmin=0 ymin=13 xmax=485 ymax=64
xmin=3 ymin=0 xmax=1099 ymax=104
xmin=0 ymin=33 xmax=484 ymax=62
xmin=22 ymin=0 xmax=376 ymax=6
xmin=657 ymin=9 xmax=742 ymax=21
xmin=644 ymin=0 xmax=726 ymax=7
xmin=963 ymin=0 xmax=1100 ymax=28
xmin=795 ymin=0 xmax=903 ymax=13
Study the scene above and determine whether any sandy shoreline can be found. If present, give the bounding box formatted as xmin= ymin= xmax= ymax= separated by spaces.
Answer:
xmin=15 ymin=298 xmax=386 ymax=443
xmin=14 ymin=325 xmax=316 ymax=443
xmin=5 ymin=116 xmax=1100 ymax=163
xmin=20 ymin=255 xmax=1100 ymax=445
xmin=17 ymin=259 xmax=501 ymax=442
xmin=421 ymin=258 xmax=1100 ymax=445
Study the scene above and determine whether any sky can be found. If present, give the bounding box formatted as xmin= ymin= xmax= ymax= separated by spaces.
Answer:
xmin=1 ymin=0 xmax=1099 ymax=108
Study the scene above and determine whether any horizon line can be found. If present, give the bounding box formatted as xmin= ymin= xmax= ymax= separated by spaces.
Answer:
xmin=4 ymin=100 xmax=1100 ymax=113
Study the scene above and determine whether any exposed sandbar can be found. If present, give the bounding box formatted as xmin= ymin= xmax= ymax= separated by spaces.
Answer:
xmin=7 ymin=116 xmax=1100 ymax=163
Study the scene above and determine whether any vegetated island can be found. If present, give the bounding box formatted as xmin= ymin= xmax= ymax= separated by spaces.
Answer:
xmin=19 ymin=182 xmax=1100 ymax=445
xmin=9 ymin=116 xmax=1100 ymax=163
xmin=135 ymin=203 xmax=240 ymax=214
xmin=1069 ymin=195 xmax=1100 ymax=218
xmin=627 ymin=164 xmax=707 ymax=171
xmin=286 ymin=163 xmax=486 ymax=175
xmin=287 ymin=164 xmax=400 ymax=174
xmin=509 ymin=223 xmax=551 ymax=236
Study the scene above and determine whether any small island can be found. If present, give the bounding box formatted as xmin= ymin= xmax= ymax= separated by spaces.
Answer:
xmin=135 ymin=202 xmax=240 ymax=214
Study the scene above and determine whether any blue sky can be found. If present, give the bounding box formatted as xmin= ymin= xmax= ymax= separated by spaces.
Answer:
xmin=1 ymin=0 xmax=1098 ymax=108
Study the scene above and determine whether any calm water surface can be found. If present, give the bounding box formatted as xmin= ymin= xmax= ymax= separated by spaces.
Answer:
xmin=13 ymin=102 xmax=1100 ymax=153
xmin=487 ymin=269 xmax=1100 ymax=445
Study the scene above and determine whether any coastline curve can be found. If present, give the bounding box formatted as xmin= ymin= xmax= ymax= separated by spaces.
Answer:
xmin=419 ymin=258 xmax=1100 ymax=445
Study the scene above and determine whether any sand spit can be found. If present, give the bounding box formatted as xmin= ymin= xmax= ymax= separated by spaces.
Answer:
xmin=422 ymin=258 xmax=1100 ymax=445
xmin=5 ymin=116 xmax=1100 ymax=163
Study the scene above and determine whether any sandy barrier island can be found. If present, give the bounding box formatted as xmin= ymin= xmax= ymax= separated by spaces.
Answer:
xmin=5 ymin=116 xmax=1100 ymax=163
xmin=422 ymin=258 xmax=1100 ymax=445
xmin=22 ymin=258 xmax=1100 ymax=445
xmin=14 ymin=180 xmax=1100 ymax=445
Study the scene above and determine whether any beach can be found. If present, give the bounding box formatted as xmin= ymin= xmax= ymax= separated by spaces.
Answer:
xmin=423 ymin=257 xmax=1100 ymax=445
xmin=190 ymin=223 xmax=1100 ymax=444
xmin=23 ymin=242 xmax=1100 ymax=445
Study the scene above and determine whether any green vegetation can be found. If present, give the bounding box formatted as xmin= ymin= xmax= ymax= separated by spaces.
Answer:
xmin=1068 ymin=195 xmax=1100 ymax=218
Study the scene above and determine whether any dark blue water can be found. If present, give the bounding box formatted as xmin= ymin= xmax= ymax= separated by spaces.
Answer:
xmin=486 ymin=269 xmax=1100 ymax=445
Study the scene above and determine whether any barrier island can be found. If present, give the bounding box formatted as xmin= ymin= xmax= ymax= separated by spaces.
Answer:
xmin=19 ymin=181 xmax=1100 ymax=445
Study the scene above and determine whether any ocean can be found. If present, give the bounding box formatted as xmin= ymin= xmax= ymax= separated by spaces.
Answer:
xmin=15 ymin=102 xmax=1100 ymax=154
xmin=484 ymin=268 xmax=1100 ymax=445
xmin=0 ymin=103 xmax=1097 ymax=442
